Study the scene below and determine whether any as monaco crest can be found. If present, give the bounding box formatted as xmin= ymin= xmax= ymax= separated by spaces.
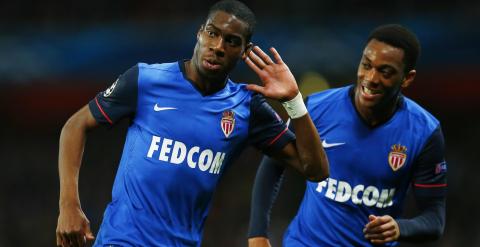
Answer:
xmin=388 ymin=144 xmax=407 ymax=171
xmin=221 ymin=110 xmax=235 ymax=138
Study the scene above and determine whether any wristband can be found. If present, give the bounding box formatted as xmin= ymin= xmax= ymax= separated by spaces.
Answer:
xmin=281 ymin=92 xmax=307 ymax=119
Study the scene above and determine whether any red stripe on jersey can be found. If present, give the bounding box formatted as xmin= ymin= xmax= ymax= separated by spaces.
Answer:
xmin=95 ymin=97 xmax=113 ymax=124
xmin=414 ymin=183 xmax=447 ymax=188
xmin=268 ymin=127 xmax=289 ymax=146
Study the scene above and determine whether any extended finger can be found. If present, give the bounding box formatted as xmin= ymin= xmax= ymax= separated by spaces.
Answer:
xmin=56 ymin=233 xmax=63 ymax=247
xmin=370 ymin=235 xmax=397 ymax=244
xmin=365 ymin=216 xmax=389 ymax=229
xmin=365 ymin=229 xmax=396 ymax=240
xmin=248 ymin=50 xmax=267 ymax=70
xmin=85 ymin=227 xmax=95 ymax=241
xmin=245 ymin=57 xmax=263 ymax=75
xmin=253 ymin=46 xmax=274 ymax=65
xmin=270 ymin=47 xmax=284 ymax=64
xmin=246 ymin=84 xmax=266 ymax=95
xmin=365 ymin=222 xmax=394 ymax=234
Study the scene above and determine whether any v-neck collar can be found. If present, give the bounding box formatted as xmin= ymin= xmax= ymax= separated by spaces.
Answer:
xmin=348 ymin=85 xmax=405 ymax=129
xmin=178 ymin=60 xmax=230 ymax=97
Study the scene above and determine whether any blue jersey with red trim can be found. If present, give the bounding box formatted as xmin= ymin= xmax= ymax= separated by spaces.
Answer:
xmin=88 ymin=61 xmax=294 ymax=246
xmin=283 ymin=86 xmax=447 ymax=247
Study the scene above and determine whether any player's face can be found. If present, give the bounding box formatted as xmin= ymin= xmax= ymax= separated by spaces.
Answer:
xmin=193 ymin=11 xmax=252 ymax=79
xmin=355 ymin=39 xmax=415 ymax=110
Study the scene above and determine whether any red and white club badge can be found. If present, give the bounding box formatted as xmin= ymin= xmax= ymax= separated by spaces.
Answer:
xmin=388 ymin=144 xmax=407 ymax=171
xmin=221 ymin=110 xmax=235 ymax=138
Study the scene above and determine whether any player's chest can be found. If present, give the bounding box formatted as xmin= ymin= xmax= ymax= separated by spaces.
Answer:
xmin=135 ymin=91 xmax=250 ymax=150
xmin=318 ymin=121 xmax=423 ymax=183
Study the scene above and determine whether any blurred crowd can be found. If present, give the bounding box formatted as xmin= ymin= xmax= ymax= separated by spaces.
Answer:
xmin=0 ymin=0 xmax=479 ymax=246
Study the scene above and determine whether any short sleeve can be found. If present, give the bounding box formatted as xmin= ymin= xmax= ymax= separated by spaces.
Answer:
xmin=248 ymin=93 xmax=295 ymax=154
xmin=412 ymin=126 xmax=447 ymax=197
xmin=88 ymin=65 xmax=139 ymax=125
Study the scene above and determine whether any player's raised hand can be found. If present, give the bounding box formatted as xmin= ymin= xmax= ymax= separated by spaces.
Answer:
xmin=56 ymin=206 xmax=95 ymax=247
xmin=244 ymin=46 xmax=299 ymax=102
xmin=363 ymin=215 xmax=400 ymax=244
xmin=248 ymin=237 xmax=272 ymax=247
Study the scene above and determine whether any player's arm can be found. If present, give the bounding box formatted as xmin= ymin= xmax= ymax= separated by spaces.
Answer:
xmin=396 ymin=195 xmax=445 ymax=242
xmin=364 ymin=126 xmax=447 ymax=244
xmin=57 ymin=105 xmax=98 ymax=247
xmin=247 ymin=156 xmax=286 ymax=247
xmin=245 ymin=46 xmax=329 ymax=181
xmin=56 ymin=65 xmax=139 ymax=247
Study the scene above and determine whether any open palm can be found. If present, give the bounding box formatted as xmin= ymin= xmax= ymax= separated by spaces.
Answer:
xmin=245 ymin=46 xmax=299 ymax=102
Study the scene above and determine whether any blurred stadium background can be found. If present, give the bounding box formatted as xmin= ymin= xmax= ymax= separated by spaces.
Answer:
xmin=0 ymin=0 xmax=478 ymax=246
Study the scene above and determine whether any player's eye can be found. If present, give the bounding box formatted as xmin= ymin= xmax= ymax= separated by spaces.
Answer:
xmin=225 ymin=37 xmax=241 ymax=47
xmin=380 ymin=68 xmax=395 ymax=79
xmin=382 ymin=71 xmax=392 ymax=78
xmin=362 ymin=62 xmax=372 ymax=70
xmin=206 ymin=30 xmax=217 ymax=38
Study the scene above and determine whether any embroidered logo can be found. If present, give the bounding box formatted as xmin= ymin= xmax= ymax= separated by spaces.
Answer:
xmin=153 ymin=104 xmax=177 ymax=112
xmin=103 ymin=78 xmax=118 ymax=97
xmin=435 ymin=161 xmax=447 ymax=174
xmin=221 ymin=110 xmax=235 ymax=138
xmin=388 ymin=144 xmax=407 ymax=171
xmin=322 ymin=140 xmax=346 ymax=148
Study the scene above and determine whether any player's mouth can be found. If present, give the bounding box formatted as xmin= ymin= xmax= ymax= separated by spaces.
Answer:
xmin=202 ymin=59 xmax=222 ymax=71
xmin=360 ymin=84 xmax=383 ymax=101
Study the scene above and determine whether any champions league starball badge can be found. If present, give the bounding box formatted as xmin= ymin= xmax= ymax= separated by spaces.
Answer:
xmin=103 ymin=78 xmax=119 ymax=97
xmin=221 ymin=110 xmax=235 ymax=138
xmin=388 ymin=144 xmax=407 ymax=171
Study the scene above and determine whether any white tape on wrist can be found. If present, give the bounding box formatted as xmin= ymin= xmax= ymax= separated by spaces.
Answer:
xmin=281 ymin=92 xmax=307 ymax=119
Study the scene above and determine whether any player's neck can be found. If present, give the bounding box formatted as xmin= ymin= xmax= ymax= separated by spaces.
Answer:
xmin=354 ymin=95 xmax=399 ymax=127
xmin=184 ymin=60 xmax=227 ymax=96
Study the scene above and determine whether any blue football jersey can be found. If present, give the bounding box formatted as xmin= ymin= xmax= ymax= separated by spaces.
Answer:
xmin=88 ymin=61 xmax=294 ymax=246
xmin=283 ymin=86 xmax=447 ymax=247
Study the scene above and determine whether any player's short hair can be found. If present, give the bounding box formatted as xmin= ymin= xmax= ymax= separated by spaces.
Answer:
xmin=207 ymin=0 xmax=256 ymax=42
xmin=367 ymin=24 xmax=421 ymax=73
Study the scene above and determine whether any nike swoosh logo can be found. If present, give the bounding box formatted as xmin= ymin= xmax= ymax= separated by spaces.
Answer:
xmin=154 ymin=104 xmax=177 ymax=112
xmin=322 ymin=140 xmax=346 ymax=148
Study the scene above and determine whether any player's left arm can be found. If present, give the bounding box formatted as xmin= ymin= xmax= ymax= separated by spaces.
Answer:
xmin=245 ymin=46 xmax=329 ymax=182
xmin=364 ymin=126 xmax=447 ymax=244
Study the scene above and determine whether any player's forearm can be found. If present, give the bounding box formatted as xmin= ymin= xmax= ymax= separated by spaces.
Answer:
xmin=248 ymin=156 xmax=285 ymax=238
xmin=58 ymin=118 xmax=87 ymax=208
xmin=290 ymin=115 xmax=329 ymax=182
xmin=397 ymin=197 xmax=446 ymax=242
xmin=58 ymin=106 xmax=98 ymax=208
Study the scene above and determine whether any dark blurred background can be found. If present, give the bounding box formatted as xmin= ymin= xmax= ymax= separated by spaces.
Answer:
xmin=0 ymin=0 xmax=478 ymax=246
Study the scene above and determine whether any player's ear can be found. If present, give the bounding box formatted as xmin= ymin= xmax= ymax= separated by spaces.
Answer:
xmin=242 ymin=42 xmax=253 ymax=60
xmin=401 ymin=69 xmax=416 ymax=88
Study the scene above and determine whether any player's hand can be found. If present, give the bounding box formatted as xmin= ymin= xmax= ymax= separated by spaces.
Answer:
xmin=363 ymin=215 xmax=400 ymax=245
xmin=244 ymin=46 xmax=299 ymax=102
xmin=248 ymin=237 xmax=272 ymax=247
xmin=56 ymin=206 xmax=95 ymax=247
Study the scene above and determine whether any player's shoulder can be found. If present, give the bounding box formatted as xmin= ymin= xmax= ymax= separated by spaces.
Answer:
xmin=136 ymin=61 xmax=182 ymax=84
xmin=306 ymin=85 xmax=351 ymax=107
xmin=401 ymin=96 xmax=440 ymax=130
xmin=138 ymin=61 xmax=180 ymax=72
xmin=220 ymin=79 xmax=252 ymax=100
xmin=226 ymin=78 xmax=249 ymax=91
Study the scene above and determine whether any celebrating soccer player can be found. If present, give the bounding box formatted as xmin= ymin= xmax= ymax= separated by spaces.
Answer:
xmin=55 ymin=1 xmax=329 ymax=246
xmin=248 ymin=24 xmax=447 ymax=246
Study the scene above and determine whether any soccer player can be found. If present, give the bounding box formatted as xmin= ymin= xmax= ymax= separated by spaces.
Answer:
xmin=248 ymin=24 xmax=447 ymax=246
xmin=55 ymin=1 xmax=329 ymax=246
